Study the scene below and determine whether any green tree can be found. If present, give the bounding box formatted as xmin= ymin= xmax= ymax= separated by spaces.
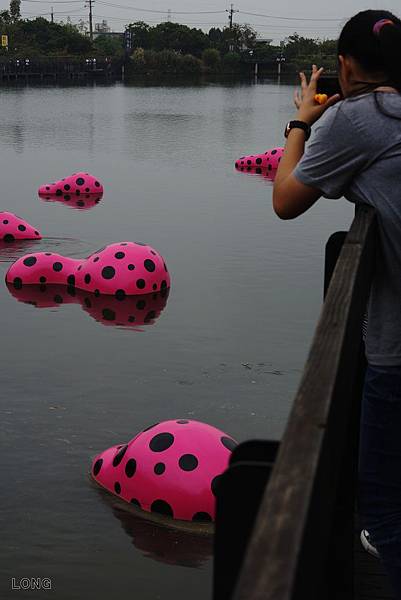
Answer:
xmin=202 ymin=48 xmax=221 ymax=69
xmin=127 ymin=21 xmax=152 ymax=49
xmin=150 ymin=22 xmax=209 ymax=57
xmin=9 ymin=0 xmax=20 ymax=22
xmin=93 ymin=34 xmax=124 ymax=57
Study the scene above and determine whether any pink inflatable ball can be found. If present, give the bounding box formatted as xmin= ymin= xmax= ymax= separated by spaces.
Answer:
xmin=0 ymin=212 xmax=42 ymax=242
xmin=91 ymin=420 xmax=237 ymax=522
xmin=74 ymin=242 xmax=170 ymax=296
xmin=38 ymin=172 xmax=103 ymax=197
xmin=235 ymin=147 xmax=284 ymax=171
xmin=5 ymin=241 xmax=171 ymax=297
xmin=39 ymin=191 xmax=103 ymax=211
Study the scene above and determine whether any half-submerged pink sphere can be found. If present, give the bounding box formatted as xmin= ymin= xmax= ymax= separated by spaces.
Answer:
xmin=0 ymin=212 xmax=42 ymax=242
xmin=91 ymin=420 xmax=237 ymax=522
xmin=38 ymin=172 xmax=103 ymax=196
xmin=5 ymin=242 xmax=170 ymax=296
xmin=235 ymin=147 xmax=284 ymax=171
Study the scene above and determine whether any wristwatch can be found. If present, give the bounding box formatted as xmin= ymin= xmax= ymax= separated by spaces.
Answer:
xmin=284 ymin=120 xmax=311 ymax=140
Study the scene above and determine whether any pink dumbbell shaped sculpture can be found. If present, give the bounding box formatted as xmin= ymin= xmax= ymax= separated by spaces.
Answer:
xmin=91 ymin=419 xmax=237 ymax=522
xmin=235 ymin=147 xmax=284 ymax=171
xmin=38 ymin=172 xmax=104 ymax=196
xmin=6 ymin=242 xmax=170 ymax=297
xmin=0 ymin=212 xmax=42 ymax=242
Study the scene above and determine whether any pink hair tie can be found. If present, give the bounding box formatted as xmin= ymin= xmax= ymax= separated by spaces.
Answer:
xmin=373 ymin=18 xmax=394 ymax=36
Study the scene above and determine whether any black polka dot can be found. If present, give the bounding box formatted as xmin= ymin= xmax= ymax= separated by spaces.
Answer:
xmin=152 ymin=283 xmax=157 ymax=290
xmin=192 ymin=512 xmax=212 ymax=522
xmin=115 ymin=252 xmax=125 ymax=259
xmin=128 ymin=264 xmax=135 ymax=271
xmin=56 ymin=189 xmax=62 ymax=196
xmin=115 ymin=289 xmax=126 ymax=301
xmin=125 ymin=459 xmax=137 ymax=478
xmin=163 ymin=262 xmax=168 ymax=272
xmin=94 ymin=289 xmax=100 ymax=297
xmin=136 ymin=279 xmax=145 ymax=289
xmin=177 ymin=420 xmax=189 ymax=424
xmin=93 ymin=458 xmax=103 ymax=476
xmin=113 ymin=444 xmax=128 ymax=467
xmin=35 ymin=231 xmax=39 ymax=236
xmin=76 ymin=177 xmax=85 ymax=186
xmin=120 ymin=243 xmax=128 ymax=246
xmin=45 ymin=253 xmax=52 ymax=256
xmin=256 ymin=167 xmax=262 ymax=174
xmin=84 ymin=298 xmax=91 ymax=308
xmin=53 ymin=262 xmax=63 ymax=272
xmin=136 ymin=300 xmax=146 ymax=310
xmin=256 ymin=158 xmax=262 ymax=165
xmin=247 ymin=160 xmax=252 ymax=165
xmin=130 ymin=498 xmax=141 ymax=507
xmin=67 ymin=287 xmax=75 ymax=297
xmin=143 ymin=423 xmax=159 ymax=432
xmin=151 ymin=250 xmax=157 ymax=256
xmin=151 ymin=499 xmax=173 ymax=517
xmin=114 ymin=482 xmax=121 ymax=494
xmin=154 ymin=462 xmax=165 ymax=475
xmin=93 ymin=257 xmax=99 ymax=262
xmin=221 ymin=436 xmax=237 ymax=451
xmin=102 ymin=308 xmax=115 ymax=321
xmin=75 ymin=190 xmax=81 ymax=196
xmin=161 ymin=280 xmax=167 ymax=289
xmin=85 ymin=188 xmax=90 ymax=193
xmin=76 ymin=200 xmax=84 ymax=207
xmin=179 ymin=454 xmax=198 ymax=471
xmin=13 ymin=277 xmax=22 ymax=289
xmin=128 ymin=315 xmax=135 ymax=323
xmin=211 ymin=475 xmax=222 ymax=497
xmin=102 ymin=266 xmax=115 ymax=280
xmin=23 ymin=256 xmax=37 ymax=267
xmin=64 ymin=184 xmax=70 ymax=191
xmin=3 ymin=219 xmax=8 ymax=224
xmin=84 ymin=274 xmax=91 ymax=284
xmin=45 ymin=186 xmax=50 ymax=190
xmin=64 ymin=195 xmax=71 ymax=201
xmin=95 ymin=181 xmax=100 ymax=187
xmin=149 ymin=432 xmax=174 ymax=452
xmin=39 ymin=276 xmax=46 ymax=283
xmin=18 ymin=224 xmax=26 ymax=232
xmin=54 ymin=295 xmax=63 ymax=304
xmin=67 ymin=275 xmax=75 ymax=286
xmin=144 ymin=259 xmax=155 ymax=272
xmin=3 ymin=234 xmax=14 ymax=242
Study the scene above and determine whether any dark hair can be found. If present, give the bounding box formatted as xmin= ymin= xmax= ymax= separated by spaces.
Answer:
xmin=338 ymin=10 xmax=401 ymax=92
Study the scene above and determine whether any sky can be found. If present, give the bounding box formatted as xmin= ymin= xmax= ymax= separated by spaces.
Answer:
xmin=0 ymin=0 xmax=400 ymax=43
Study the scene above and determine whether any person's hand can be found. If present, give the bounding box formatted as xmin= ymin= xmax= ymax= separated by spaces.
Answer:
xmin=294 ymin=65 xmax=341 ymax=126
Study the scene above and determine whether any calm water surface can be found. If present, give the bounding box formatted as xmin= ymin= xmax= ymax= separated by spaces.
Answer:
xmin=0 ymin=81 xmax=353 ymax=599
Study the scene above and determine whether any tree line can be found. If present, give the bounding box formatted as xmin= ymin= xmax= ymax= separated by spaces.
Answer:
xmin=0 ymin=1 xmax=338 ymax=74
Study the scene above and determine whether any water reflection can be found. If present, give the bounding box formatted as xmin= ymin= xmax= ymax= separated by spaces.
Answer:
xmin=234 ymin=164 xmax=278 ymax=182
xmin=6 ymin=283 xmax=169 ymax=329
xmin=97 ymin=488 xmax=213 ymax=568
xmin=38 ymin=192 xmax=103 ymax=210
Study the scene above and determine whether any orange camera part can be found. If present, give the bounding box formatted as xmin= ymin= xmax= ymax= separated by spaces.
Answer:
xmin=314 ymin=93 xmax=328 ymax=105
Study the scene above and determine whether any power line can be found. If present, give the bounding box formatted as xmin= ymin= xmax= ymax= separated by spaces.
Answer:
xmin=239 ymin=10 xmax=343 ymax=22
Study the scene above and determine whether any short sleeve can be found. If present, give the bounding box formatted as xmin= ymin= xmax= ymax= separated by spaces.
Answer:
xmin=293 ymin=103 xmax=369 ymax=199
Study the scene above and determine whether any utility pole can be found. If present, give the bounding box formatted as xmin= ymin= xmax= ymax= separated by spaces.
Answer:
xmin=85 ymin=0 xmax=94 ymax=41
xmin=50 ymin=6 xmax=54 ymax=23
xmin=167 ymin=8 xmax=171 ymax=22
xmin=226 ymin=3 xmax=238 ymax=29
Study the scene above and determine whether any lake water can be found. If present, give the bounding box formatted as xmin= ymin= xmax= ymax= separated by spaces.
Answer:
xmin=0 ymin=80 xmax=353 ymax=600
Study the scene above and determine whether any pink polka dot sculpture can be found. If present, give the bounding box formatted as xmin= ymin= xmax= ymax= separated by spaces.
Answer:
xmin=5 ymin=242 xmax=170 ymax=297
xmin=91 ymin=420 xmax=237 ymax=522
xmin=235 ymin=164 xmax=278 ymax=182
xmin=7 ymin=283 xmax=169 ymax=329
xmin=0 ymin=212 xmax=42 ymax=242
xmin=235 ymin=147 xmax=284 ymax=171
xmin=38 ymin=172 xmax=103 ymax=196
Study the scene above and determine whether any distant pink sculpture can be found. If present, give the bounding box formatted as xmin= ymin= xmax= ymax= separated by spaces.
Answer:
xmin=0 ymin=212 xmax=42 ymax=242
xmin=6 ymin=242 xmax=170 ymax=296
xmin=38 ymin=172 xmax=104 ymax=196
xmin=7 ymin=283 xmax=169 ymax=329
xmin=235 ymin=147 xmax=284 ymax=172
xmin=91 ymin=420 xmax=237 ymax=522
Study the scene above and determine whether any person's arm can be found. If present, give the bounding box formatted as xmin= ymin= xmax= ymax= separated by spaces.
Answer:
xmin=273 ymin=66 xmax=341 ymax=219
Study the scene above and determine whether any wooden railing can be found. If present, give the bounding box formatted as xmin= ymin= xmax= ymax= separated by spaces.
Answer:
xmin=214 ymin=204 xmax=377 ymax=600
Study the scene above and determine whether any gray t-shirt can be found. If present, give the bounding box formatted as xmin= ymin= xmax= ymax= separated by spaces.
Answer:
xmin=294 ymin=92 xmax=401 ymax=365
